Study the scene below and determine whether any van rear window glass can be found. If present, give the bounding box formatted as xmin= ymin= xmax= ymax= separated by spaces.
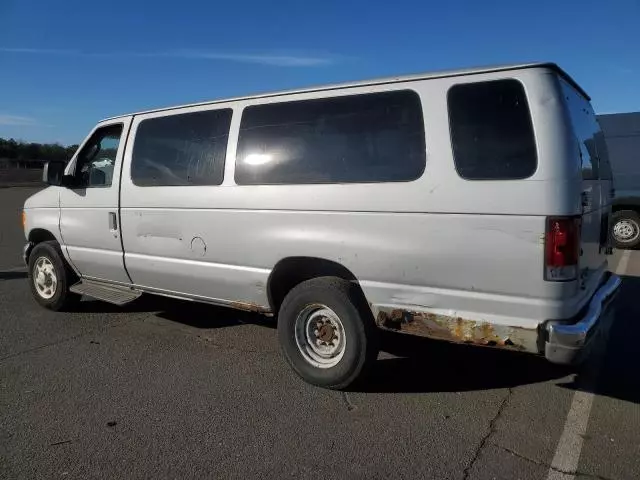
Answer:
xmin=131 ymin=109 xmax=232 ymax=187
xmin=448 ymin=79 xmax=537 ymax=180
xmin=561 ymin=80 xmax=608 ymax=180
xmin=235 ymin=90 xmax=426 ymax=185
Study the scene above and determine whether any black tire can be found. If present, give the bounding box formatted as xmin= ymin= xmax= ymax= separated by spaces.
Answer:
xmin=610 ymin=210 xmax=640 ymax=249
xmin=28 ymin=241 xmax=80 ymax=311
xmin=277 ymin=276 xmax=379 ymax=390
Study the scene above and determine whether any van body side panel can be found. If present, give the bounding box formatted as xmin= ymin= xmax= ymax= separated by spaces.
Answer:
xmin=116 ymin=68 xmax=595 ymax=333
xmin=120 ymin=208 xmax=578 ymax=326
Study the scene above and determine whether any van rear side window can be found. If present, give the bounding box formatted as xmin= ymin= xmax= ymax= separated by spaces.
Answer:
xmin=131 ymin=109 xmax=232 ymax=187
xmin=235 ymin=90 xmax=426 ymax=185
xmin=448 ymin=79 xmax=537 ymax=180
xmin=561 ymin=80 xmax=609 ymax=180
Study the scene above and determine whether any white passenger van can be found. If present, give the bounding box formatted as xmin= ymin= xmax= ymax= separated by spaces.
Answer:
xmin=23 ymin=63 xmax=620 ymax=389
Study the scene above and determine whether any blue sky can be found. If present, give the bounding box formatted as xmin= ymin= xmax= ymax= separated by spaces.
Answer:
xmin=1 ymin=0 xmax=638 ymax=145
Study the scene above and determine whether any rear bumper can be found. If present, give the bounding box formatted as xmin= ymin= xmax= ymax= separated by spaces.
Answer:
xmin=544 ymin=274 xmax=621 ymax=365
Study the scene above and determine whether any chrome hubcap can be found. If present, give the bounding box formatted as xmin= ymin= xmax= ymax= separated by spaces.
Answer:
xmin=33 ymin=257 xmax=57 ymax=299
xmin=613 ymin=219 xmax=640 ymax=243
xmin=294 ymin=304 xmax=346 ymax=368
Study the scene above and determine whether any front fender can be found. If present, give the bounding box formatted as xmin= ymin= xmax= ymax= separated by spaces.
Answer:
xmin=22 ymin=242 xmax=34 ymax=266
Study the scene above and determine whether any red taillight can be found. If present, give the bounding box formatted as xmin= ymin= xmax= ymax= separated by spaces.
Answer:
xmin=545 ymin=217 xmax=580 ymax=281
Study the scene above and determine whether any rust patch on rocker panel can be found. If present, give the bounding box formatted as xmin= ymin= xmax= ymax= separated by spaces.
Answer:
xmin=229 ymin=301 xmax=270 ymax=314
xmin=376 ymin=308 xmax=537 ymax=352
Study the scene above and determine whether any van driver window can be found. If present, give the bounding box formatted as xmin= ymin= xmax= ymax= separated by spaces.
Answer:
xmin=74 ymin=125 xmax=123 ymax=188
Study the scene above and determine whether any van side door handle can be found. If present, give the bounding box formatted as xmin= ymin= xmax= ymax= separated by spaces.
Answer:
xmin=108 ymin=212 xmax=118 ymax=231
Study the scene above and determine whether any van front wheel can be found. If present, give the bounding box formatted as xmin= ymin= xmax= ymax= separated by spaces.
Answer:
xmin=28 ymin=241 xmax=80 ymax=311
xmin=277 ymin=277 xmax=379 ymax=390
xmin=611 ymin=210 xmax=640 ymax=249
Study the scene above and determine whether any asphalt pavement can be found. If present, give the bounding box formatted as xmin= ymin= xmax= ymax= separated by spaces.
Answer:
xmin=1 ymin=187 xmax=639 ymax=480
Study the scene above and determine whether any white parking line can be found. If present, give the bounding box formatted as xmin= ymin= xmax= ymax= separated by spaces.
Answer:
xmin=546 ymin=250 xmax=631 ymax=479
xmin=616 ymin=249 xmax=632 ymax=275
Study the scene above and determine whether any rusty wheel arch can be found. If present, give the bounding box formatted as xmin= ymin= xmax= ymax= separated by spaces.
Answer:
xmin=267 ymin=257 xmax=360 ymax=314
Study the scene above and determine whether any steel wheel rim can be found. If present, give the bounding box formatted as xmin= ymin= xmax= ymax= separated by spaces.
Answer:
xmin=33 ymin=256 xmax=57 ymax=300
xmin=294 ymin=304 xmax=346 ymax=369
xmin=613 ymin=219 xmax=640 ymax=243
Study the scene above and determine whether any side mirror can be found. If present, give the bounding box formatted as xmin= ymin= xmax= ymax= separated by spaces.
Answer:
xmin=42 ymin=161 xmax=67 ymax=186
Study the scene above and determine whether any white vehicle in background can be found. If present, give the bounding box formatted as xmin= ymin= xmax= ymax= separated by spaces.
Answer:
xmin=22 ymin=63 xmax=620 ymax=389
xmin=598 ymin=112 xmax=640 ymax=249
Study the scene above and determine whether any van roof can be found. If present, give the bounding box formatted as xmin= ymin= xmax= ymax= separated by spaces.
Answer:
xmin=102 ymin=62 xmax=587 ymax=122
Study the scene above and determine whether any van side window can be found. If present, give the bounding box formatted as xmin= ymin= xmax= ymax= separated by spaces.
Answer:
xmin=74 ymin=124 xmax=123 ymax=188
xmin=595 ymin=130 xmax=613 ymax=180
xmin=448 ymin=80 xmax=537 ymax=180
xmin=235 ymin=90 xmax=426 ymax=185
xmin=561 ymin=81 xmax=606 ymax=180
xmin=131 ymin=109 xmax=232 ymax=187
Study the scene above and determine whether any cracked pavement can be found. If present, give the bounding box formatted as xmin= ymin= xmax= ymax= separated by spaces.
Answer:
xmin=2 ymin=188 xmax=639 ymax=479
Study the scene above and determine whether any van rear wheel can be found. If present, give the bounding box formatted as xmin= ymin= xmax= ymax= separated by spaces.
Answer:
xmin=277 ymin=277 xmax=379 ymax=390
xmin=611 ymin=210 xmax=640 ymax=249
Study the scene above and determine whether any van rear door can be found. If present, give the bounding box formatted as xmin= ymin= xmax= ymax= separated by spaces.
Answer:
xmin=560 ymin=80 xmax=612 ymax=289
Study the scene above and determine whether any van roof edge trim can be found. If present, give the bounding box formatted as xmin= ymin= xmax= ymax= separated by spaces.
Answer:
xmin=100 ymin=62 xmax=588 ymax=122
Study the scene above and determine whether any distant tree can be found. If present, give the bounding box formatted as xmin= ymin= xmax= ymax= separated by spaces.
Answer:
xmin=23 ymin=143 xmax=41 ymax=161
xmin=66 ymin=144 xmax=79 ymax=159
xmin=0 ymin=137 xmax=78 ymax=164
xmin=0 ymin=138 xmax=19 ymax=159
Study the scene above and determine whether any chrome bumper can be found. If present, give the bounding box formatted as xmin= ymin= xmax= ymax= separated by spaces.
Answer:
xmin=545 ymin=274 xmax=622 ymax=365
xmin=22 ymin=242 xmax=33 ymax=266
